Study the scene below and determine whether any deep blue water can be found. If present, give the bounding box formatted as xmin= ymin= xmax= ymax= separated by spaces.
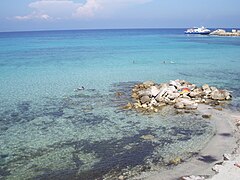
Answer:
xmin=0 ymin=29 xmax=240 ymax=179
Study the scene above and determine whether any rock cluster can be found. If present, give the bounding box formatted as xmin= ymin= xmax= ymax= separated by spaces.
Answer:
xmin=210 ymin=29 xmax=240 ymax=36
xmin=124 ymin=80 xmax=231 ymax=112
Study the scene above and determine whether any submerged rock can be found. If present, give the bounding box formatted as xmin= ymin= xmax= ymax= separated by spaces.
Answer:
xmin=140 ymin=134 xmax=155 ymax=141
xmin=202 ymin=114 xmax=212 ymax=119
xmin=122 ymin=103 xmax=133 ymax=110
xmin=116 ymin=92 xmax=124 ymax=97
xmin=169 ymin=157 xmax=182 ymax=165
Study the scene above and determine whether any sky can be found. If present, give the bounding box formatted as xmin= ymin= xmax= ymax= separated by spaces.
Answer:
xmin=0 ymin=0 xmax=239 ymax=32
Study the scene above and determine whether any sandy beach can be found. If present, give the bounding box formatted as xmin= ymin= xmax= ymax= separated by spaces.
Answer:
xmin=133 ymin=104 xmax=240 ymax=180
xmin=209 ymin=113 xmax=240 ymax=180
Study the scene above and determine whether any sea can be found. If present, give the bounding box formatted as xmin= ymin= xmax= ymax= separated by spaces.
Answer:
xmin=0 ymin=29 xmax=240 ymax=179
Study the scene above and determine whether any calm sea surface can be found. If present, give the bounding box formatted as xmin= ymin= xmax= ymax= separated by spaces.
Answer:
xmin=0 ymin=29 xmax=240 ymax=179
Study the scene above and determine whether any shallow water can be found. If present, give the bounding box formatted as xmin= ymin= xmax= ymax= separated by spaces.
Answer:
xmin=0 ymin=29 xmax=240 ymax=179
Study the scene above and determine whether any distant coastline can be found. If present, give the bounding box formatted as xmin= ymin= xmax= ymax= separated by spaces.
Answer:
xmin=210 ymin=28 xmax=240 ymax=36
xmin=1 ymin=27 xmax=240 ymax=34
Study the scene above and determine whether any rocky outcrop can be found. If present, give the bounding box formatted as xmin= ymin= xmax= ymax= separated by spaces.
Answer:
xmin=210 ymin=29 xmax=240 ymax=36
xmin=123 ymin=80 xmax=231 ymax=113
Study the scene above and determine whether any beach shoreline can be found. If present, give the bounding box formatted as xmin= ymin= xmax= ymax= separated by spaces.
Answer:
xmin=1 ymin=29 xmax=239 ymax=180
xmin=132 ymin=105 xmax=240 ymax=180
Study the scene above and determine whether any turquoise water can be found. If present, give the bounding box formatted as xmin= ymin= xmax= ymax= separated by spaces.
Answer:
xmin=0 ymin=29 xmax=240 ymax=179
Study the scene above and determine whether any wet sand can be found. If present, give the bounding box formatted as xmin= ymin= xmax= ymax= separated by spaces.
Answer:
xmin=133 ymin=104 xmax=239 ymax=180
xmin=209 ymin=113 xmax=240 ymax=180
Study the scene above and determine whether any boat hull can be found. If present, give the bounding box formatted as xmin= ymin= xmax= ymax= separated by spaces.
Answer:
xmin=185 ymin=31 xmax=210 ymax=35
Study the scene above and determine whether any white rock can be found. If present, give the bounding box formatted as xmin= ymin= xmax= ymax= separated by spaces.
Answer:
xmin=193 ymin=88 xmax=203 ymax=96
xmin=210 ymin=86 xmax=217 ymax=91
xmin=149 ymin=98 xmax=158 ymax=106
xmin=169 ymin=80 xmax=177 ymax=86
xmin=169 ymin=80 xmax=181 ymax=88
xmin=159 ymin=83 xmax=169 ymax=90
xmin=168 ymin=92 xmax=180 ymax=100
xmin=202 ymin=84 xmax=210 ymax=90
xmin=155 ymin=85 xmax=168 ymax=99
xmin=189 ymin=92 xmax=199 ymax=98
xmin=174 ymin=102 xmax=184 ymax=109
xmin=155 ymin=95 xmax=164 ymax=102
xmin=167 ymin=86 xmax=177 ymax=93
xmin=212 ymin=164 xmax=221 ymax=173
xmin=164 ymin=97 xmax=171 ymax=104
xmin=118 ymin=175 xmax=124 ymax=180
xmin=211 ymin=89 xmax=226 ymax=100
xmin=188 ymin=84 xmax=196 ymax=90
xmin=223 ymin=153 xmax=231 ymax=161
xmin=182 ymin=94 xmax=191 ymax=98
xmin=195 ymin=99 xmax=201 ymax=103
xmin=204 ymin=89 xmax=212 ymax=95
xmin=181 ymin=175 xmax=205 ymax=180
xmin=181 ymin=98 xmax=194 ymax=106
xmin=222 ymin=90 xmax=231 ymax=99
xmin=138 ymin=89 xmax=151 ymax=97
xmin=142 ymin=104 xmax=148 ymax=108
xmin=185 ymin=103 xmax=198 ymax=110
xmin=202 ymin=84 xmax=212 ymax=94
xmin=226 ymin=95 xmax=231 ymax=100
xmin=150 ymin=86 xmax=161 ymax=97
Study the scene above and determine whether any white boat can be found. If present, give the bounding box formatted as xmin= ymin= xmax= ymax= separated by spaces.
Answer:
xmin=185 ymin=26 xmax=211 ymax=35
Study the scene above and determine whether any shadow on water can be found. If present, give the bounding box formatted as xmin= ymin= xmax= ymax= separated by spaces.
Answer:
xmin=197 ymin=155 xmax=218 ymax=163
xmin=0 ymin=89 xmax=107 ymax=131
xmin=34 ymin=122 xmax=211 ymax=180
xmin=109 ymin=81 xmax=139 ymax=105
xmin=35 ymin=130 xmax=159 ymax=180
xmin=0 ymin=167 xmax=11 ymax=178
xmin=218 ymin=133 xmax=232 ymax=137
xmin=170 ymin=126 xmax=207 ymax=140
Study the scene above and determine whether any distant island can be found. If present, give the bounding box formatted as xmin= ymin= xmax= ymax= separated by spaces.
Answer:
xmin=210 ymin=29 xmax=240 ymax=36
xmin=184 ymin=27 xmax=240 ymax=36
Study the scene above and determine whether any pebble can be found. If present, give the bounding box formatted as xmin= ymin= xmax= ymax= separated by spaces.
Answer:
xmin=223 ymin=153 xmax=231 ymax=161
xmin=212 ymin=165 xmax=220 ymax=173
xmin=118 ymin=175 xmax=124 ymax=180
xmin=181 ymin=175 xmax=205 ymax=180
xmin=202 ymin=114 xmax=212 ymax=119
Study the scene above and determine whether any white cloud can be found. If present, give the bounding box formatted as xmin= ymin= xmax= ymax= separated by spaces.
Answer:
xmin=74 ymin=0 xmax=102 ymax=18
xmin=14 ymin=13 xmax=51 ymax=20
xmin=14 ymin=0 xmax=152 ymax=20
xmin=100 ymin=0 xmax=151 ymax=5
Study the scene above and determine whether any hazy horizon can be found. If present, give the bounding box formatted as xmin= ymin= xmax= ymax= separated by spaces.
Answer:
xmin=1 ymin=0 xmax=240 ymax=32
xmin=1 ymin=27 xmax=240 ymax=33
